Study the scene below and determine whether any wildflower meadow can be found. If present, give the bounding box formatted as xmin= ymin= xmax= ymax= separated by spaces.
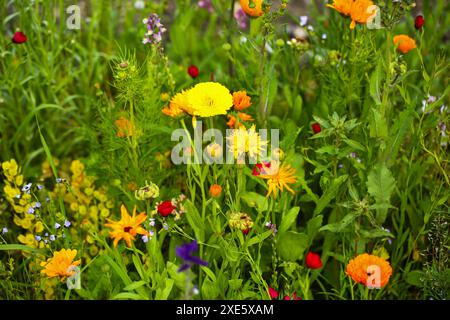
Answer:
xmin=0 ymin=0 xmax=449 ymax=304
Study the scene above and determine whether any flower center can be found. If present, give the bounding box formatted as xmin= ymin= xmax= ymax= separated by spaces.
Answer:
xmin=124 ymin=226 xmax=132 ymax=233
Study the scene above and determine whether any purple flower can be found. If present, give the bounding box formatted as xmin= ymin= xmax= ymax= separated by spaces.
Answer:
xmin=175 ymin=240 xmax=208 ymax=272
xmin=142 ymin=13 xmax=166 ymax=44
xmin=142 ymin=235 xmax=149 ymax=243
xmin=35 ymin=235 xmax=42 ymax=241
xmin=55 ymin=223 xmax=61 ymax=229
xmin=22 ymin=183 xmax=32 ymax=192
xmin=35 ymin=202 xmax=41 ymax=208
xmin=299 ymin=16 xmax=308 ymax=27
xmin=37 ymin=184 xmax=43 ymax=190
xmin=49 ymin=235 xmax=56 ymax=241
xmin=56 ymin=178 xmax=62 ymax=183
xmin=27 ymin=207 xmax=35 ymax=214
xmin=64 ymin=220 xmax=71 ymax=228
xmin=234 ymin=8 xmax=248 ymax=30
xmin=149 ymin=218 xmax=155 ymax=227
xmin=198 ymin=0 xmax=213 ymax=13
xmin=45 ymin=197 xmax=50 ymax=202
xmin=2 ymin=227 xmax=8 ymax=234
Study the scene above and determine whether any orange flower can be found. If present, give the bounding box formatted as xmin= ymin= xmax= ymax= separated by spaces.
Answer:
xmin=227 ymin=113 xmax=254 ymax=128
xmin=105 ymin=205 xmax=149 ymax=247
xmin=238 ymin=112 xmax=254 ymax=122
xmin=346 ymin=253 xmax=393 ymax=288
xmin=209 ymin=184 xmax=222 ymax=197
xmin=327 ymin=0 xmax=374 ymax=29
xmin=40 ymin=249 xmax=81 ymax=281
xmin=227 ymin=115 xmax=237 ymax=128
xmin=239 ymin=0 xmax=269 ymax=18
xmin=393 ymin=35 xmax=417 ymax=54
xmin=258 ymin=161 xmax=297 ymax=198
xmin=115 ymin=116 xmax=135 ymax=137
xmin=233 ymin=91 xmax=252 ymax=111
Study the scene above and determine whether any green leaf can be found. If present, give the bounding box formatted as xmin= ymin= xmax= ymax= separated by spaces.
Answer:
xmin=111 ymin=292 xmax=146 ymax=300
xmin=319 ymin=213 xmax=357 ymax=233
xmin=405 ymin=270 xmax=425 ymax=287
xmin=278 ymin=207 xmax=300 ymax=234
xmin=202 ymin=278 xmax=220 ymax=299
xmin=184 ymin=199 xmax=205 ymax=241
xmin=369 ymin=60 xmax=384 ymax=106
xmin=132 ymin=254 xmax=148 ymax=282
xmin=369 ymin=108 xmax=388 ymax=138
xmin=201 ymin=266 xmax=217 ymax=282
xmin=124 ymin=281 xmax=148 ymax=292
xmin=307 ymin=215 xmax=323 ymax=239
xmin=343 ymin=138 xmax=365 ymax=152
xmin=247 ymin=230 xmax=273 ymax=247
xmin=155 ymin=278 xmax=174 ymax=300
xmin=366 ymin=164 xmax=396 ymax=224
xmin=0 ymin=244 xmax=45 ymax=253
xmin=314 ymin=175 xmax=348 ymax=215
xmin=276 ymin=232 xmax=309 ymax=262
xmin=240 ymin=192 xmax=268 ymax=212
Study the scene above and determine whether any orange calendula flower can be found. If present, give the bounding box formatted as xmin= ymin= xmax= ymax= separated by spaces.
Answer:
xmin=227 ymin=115 xmax=237 ymax=128
xmin=346 ymin=253 xmax=393 ymax=288
xmin=115 ymin=116 xmax=135 ymax=137
xmin=393 ymin=35 xmax=417 ymax=54
xmin=209 ymin=184 xmax=222 ymax=197
xmin=238 ymin=112 xmax=254 ymax=122
xmin=105 ymin=205 xmax=149 ymax=247
xmin=327 ymin=0 xmax=374 ymax=29
xmin=40 ymin=249 xmax=81 ymax=281
xmin=233 ymin=90 xmax=252 ymax=111
xmin=258 ymin=161 xmax=297 ymax=198
xmin=227 ymin=113 xmax=254 ymax=128
xmin=239 ymin=0 xmax=269 ymax=18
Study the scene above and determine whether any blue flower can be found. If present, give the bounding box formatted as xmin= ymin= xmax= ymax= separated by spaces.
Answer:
xmin=142 ymin=235 xmax=149 ymax=243
xmin=55 ymin=223 xmax=61 ymax=229
xmin=175 ymin=240 xmax=208 ymax=272
xmin=1 ymin=227 xmax=8 ymax=234
xmin=64 ymin=220 xmax=71 ymax=228
xmin=35 ymin=202 xmax=41 ymax=208
xmin=49 ymin=235 xmax=56 ymax=241
xmin=56 ymin=178 xmax=62 ymax=183
xmin=37 ymin=184 xmax=43 ymax=190
xmin=27 ymin=207 xmax=35 ymax=214
xmin=35 ymin=235 xmax=42 ymax=241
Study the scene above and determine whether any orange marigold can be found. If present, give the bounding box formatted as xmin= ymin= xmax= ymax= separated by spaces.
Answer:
xmin=393 ymin=35 xmax=417 ymax=54
xmin=233 ymin=91 xmax=252 ymax=111
xmin=40 ymin=249 xmax=81 ymax=281
xmin=105 ymin=205 xmax=149 ymax=247
xmin=346 ymin=253 xmax=393 ymax=288
xmin=115 ymin=116 xmax=135 ymax=137
xmin=327 ymin=0 xmax=374 ymax=29
xmin=239 ymin=0 xmax=269 ymax=18
xmin=209 ymin=184 xmax=222 ymax=197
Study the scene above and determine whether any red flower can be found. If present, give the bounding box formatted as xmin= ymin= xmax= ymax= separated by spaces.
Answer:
xmin=305 ymin=252 xmax=323 ymax=269
xmin=311 ymin=123 xmax=321 ymax=134
xmin=12 ymin=31 xmax=27 ymax=44
xmin=252 ymin=162 xmax=271 ymax=176
xmin=157 ymin=200 xmax=176 ymax=217
xmin=284 ymin=293 xmax=301 ymax=300
xmin=268 ymin=287 xmax=278 ymax=299
xmin=415 ymin=15 xmax=424 ymax=30
xmin=242 ymin=228 xmax=250 ymax=235
xmin=188 ymin=65 xmax=199 ymax=78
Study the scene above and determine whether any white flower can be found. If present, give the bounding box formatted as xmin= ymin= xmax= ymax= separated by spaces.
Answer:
xmin=299 ymin=15 xmax=308 ymax=27
xmin=134 ymin=0 xmax=145 ymax=10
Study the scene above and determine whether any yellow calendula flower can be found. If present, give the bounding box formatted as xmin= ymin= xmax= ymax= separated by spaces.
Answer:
xmin=226 ymin=125 xmax=267 ymax=160
xmin=186 ymin=82 xmax=233 ymax=117
xmin=163 ymin=90 xmax=190 ymax=118
xmin=327 ymin=0 xmax=374 ymax=29
xmin=105 ymin=205 xmax=149 ymax=247
xmin=258 ymin=161 xmax=297 ymax=198
xmin=40 ymin=249 xmax=81 ymax=281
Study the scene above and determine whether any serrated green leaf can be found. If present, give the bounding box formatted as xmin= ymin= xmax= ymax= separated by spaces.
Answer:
xmin=276 ymin=231 xmax=309 ymax=262
xmin=366 ymin=164 xmax=396 ymax=224
xmin=314 ymin=175 xmax=348 ymax=215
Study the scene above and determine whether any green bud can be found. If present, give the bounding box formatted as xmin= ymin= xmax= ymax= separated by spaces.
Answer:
xmin=275 ymin=39 xmax=285 ymax=47
xmin=222 ymin=43 xmax=232 ymax=51
xmin=112 ymin=179 xmax=121 ymax=187
xmin=135 ymin=181 xmax=160 ymax=200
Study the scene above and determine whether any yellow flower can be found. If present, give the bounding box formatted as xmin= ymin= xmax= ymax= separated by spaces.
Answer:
xmin=40 ymin=249 xmax=81 ymax=281
xmin=163 ymin=90 xmax=189 ymax=118
xmin=393 ymin=35 xmax=417 ymax=54
xmin=226 ymin=125 xmax=267 ymax=160
xmin=2 ymin=159 xmax=19 ymax=181
xmin=258 ymin=161 xmax=297 ymax=198
xmin=186 ymin=82 xmax=233 ymax=117
xmin=327 ymin=0 xmax=374 ymax=29
xmin=229 ymin=212 xmax=254 ymax=231
xmin=105 ymin=205 xmax=149 ymax=247
xmin=346 ymin=253 xmax=393 ymax=288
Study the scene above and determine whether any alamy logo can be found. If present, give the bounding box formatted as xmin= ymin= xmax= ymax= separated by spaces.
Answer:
xmin=66 ymin=5 xmax=81 ymax=30
xmin=366 ymin=265 xmax=381 ymax=289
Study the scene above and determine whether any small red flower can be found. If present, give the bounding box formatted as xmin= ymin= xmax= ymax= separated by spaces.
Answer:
xmin=252 ymin=162 xmax=271 ymax=176
xmin=305 ymin=251 xmax=323 ymax=269
xmin=157 ymin=200 xmax=176 ymax=217
xmin=188 ymin=65 xmax=199 ymax=78
xmin=242 ymin=228 xmax=250 ymax=235
xmin=284 ymin=293 xmax=301 ymax=300
xmin=415 ymin=15 xmax=424 ymax=30
xmin=268 ymin=287 xmax=278 ymax=299
xmin=311 ymin=123 xmax=321 ymax=134
xmin=12 ymin=31 xmax=27 ymax=44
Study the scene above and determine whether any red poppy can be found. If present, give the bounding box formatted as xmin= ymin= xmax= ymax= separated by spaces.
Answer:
xmin=12 ymin=31 xmax=27 ymax=44
xmin=305 ymin=251 xmax=323 ymax=269
xmin=268 ymin=287 xmax=278 ymax=299
xmin=415 ymin=15 xmax=424 ymax=30
xmin=188 ymin=65 xmax=199 ymax=78
xmin=252 ymin=162 xmax=271 ymax=176
xmin=157 ymin=200 xmax=176 ymax=217
xmin=311 ymin=123 xmax=321 ymax=134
